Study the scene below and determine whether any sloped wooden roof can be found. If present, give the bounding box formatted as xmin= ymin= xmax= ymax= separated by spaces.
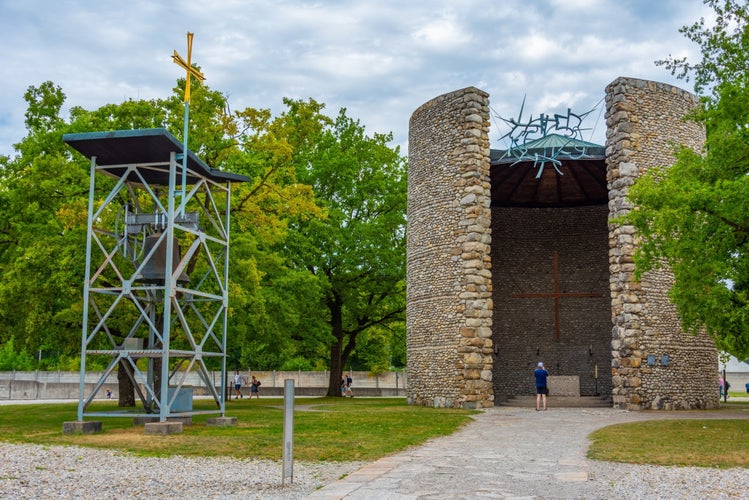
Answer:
xmin=63 ymin=128 xmax=250 ymax=185
xmin=491 ymin=134 xmax=606 ymax=207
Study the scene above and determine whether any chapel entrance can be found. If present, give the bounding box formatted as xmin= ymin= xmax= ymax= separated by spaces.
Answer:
xmin=490 ymin=134 xmax=613 ymax=400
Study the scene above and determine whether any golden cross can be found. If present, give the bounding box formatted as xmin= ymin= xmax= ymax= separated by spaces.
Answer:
xmin=172 ymin=32 xmax=205 ymax=103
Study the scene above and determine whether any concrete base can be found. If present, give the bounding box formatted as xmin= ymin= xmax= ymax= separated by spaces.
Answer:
xmin=206 ymin=416 xmax=237 ymax=427
xmin=144 ymin=421 xmax=183 ymax=435
xmin=134 ymin=415 xmax=192 ymax=426
xmin=62 ymin=421 xmax=102 ymax=435
xmin=547 ymin=376 xmax=581 ymax=397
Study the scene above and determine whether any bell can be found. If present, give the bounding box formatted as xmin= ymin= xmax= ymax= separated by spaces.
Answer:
xmin=136 ymin=233 xmax=190 ymax=283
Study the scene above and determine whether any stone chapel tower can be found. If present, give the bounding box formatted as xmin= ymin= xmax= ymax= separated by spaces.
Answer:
xmin=407 ymin=88 xmax=495 ymax=409
xmin=407 ymin=77 xmax=719 ymax=410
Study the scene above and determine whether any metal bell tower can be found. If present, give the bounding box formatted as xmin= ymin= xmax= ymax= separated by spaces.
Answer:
xmin=64 ymin=128 xmax=248 ymax=423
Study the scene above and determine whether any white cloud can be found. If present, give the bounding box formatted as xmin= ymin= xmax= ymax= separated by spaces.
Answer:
xmin=411 ymin=16 xmax=473 ymax=51
xmin=0 ymin=0 xmax=718 ymax=156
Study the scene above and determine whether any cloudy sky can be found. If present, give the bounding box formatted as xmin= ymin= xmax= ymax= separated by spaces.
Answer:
xmin=0 ymin=0 xmax=712 ymax=157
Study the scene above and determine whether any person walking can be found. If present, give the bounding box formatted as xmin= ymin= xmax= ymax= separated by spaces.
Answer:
xmin=233 ymin=371 xmax=244 ymax=399
xmin=249 ymin=375 xmax=261 ymax=399
xmin=344 ymin=372 xmax=354 ymax=397
xmin=534 ymin=362 xmax=548 ymax=411
xmin=724 ymin=378 xmax=730 ymax=401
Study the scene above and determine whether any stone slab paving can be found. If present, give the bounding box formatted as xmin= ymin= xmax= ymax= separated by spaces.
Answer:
xmin=307 ymin=405 xmax=749 ymax=499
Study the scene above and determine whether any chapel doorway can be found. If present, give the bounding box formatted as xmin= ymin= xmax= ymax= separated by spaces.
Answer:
xmin=489 ymin=134 xmax=613 ymax=400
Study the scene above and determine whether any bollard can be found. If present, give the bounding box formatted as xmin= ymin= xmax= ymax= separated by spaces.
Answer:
xmin=282 ymin=379 xmax=294 ymax=485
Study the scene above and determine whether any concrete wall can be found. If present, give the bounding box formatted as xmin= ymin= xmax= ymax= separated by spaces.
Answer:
xmin=0 ymin=370 xmax=407 ymax=400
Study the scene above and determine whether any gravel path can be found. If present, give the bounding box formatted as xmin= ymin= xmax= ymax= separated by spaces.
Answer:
xmin=0 ymin=443 xmax=363 ymax=499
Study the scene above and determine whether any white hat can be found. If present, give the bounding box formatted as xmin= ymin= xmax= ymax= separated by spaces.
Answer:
xmin=538 ymin=362 xmax=544 ymax=367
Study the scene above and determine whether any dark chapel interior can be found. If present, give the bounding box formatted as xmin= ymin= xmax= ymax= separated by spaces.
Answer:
xmin=489 ymin=134 xmax=613 ymax=400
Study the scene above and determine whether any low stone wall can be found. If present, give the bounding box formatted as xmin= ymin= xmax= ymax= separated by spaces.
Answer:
xmin=0 ymin=370 xmax=407 ymax=401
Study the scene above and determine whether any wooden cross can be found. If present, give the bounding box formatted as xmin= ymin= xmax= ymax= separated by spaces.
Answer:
xmin=512 ymin=250 xmax=604 ymax=341
xmin=172 ymin=32 xmax=205 ymax=103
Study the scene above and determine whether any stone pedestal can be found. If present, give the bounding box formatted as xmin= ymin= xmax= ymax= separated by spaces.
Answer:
xmin=206 ymin=416 xmax=237 ymax=427
xmin=144 ymin=421 xmax=183 ymax=435
xmin=547 ymin=376 xmax=580 ymax=396
xmin=134 ymin=415 xmax=192 ymax=426
xmin=62 ymin=421 xmax=102 ymax=435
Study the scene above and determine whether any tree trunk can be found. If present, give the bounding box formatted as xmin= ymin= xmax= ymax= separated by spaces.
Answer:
xmin=326 ymin=294 xmax=346 ymax=396
xmin=328 ymin=335 xmax=344 ymax=396
xmin=117 ymin=361 xmax=135 ymax=407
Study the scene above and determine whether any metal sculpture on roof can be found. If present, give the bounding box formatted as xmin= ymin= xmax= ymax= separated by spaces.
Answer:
xmin=497 ymin=97 xmax=598 ymax=177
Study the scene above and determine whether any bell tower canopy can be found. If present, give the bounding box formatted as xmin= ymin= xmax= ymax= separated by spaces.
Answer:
xmin=63 ymin=128 xmax=249 ymax=185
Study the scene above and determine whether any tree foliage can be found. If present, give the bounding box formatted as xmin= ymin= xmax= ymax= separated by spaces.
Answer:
xmin=627 ymin=0 xmax=749 ymax=358
xmin=0 ymin=337 xmax=35 ymax=371
xmin=284 ymin=107 xmax=407 ymax=394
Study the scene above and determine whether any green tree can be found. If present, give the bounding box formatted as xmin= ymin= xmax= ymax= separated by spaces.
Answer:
xmin=284 ymin=106 xmax=407 ymax=395
xmin=0 ymin=77 xmax=406 ymax=395
xmin=0 ymin=337 xmax=35 ymax=370
xmin=0 ymin=82 xmax=90 ymax=360
xmin=627 ymin=0 xmax=749 ymax=358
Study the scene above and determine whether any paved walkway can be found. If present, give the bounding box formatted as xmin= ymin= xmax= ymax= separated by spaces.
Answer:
xmin=307 ymin=405 xmax=749 ymax=499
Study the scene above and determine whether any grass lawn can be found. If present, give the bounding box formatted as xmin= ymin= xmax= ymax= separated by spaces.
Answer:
xmin=588 ymin=399 xmax=749 ymax=468
xmin=0 ymin=397 xmax=476 ymax=461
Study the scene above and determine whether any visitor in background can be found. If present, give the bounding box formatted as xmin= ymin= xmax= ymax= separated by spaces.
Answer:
xmin=534 ymin=362 xmax=548 ymax=411
xmin=719 ymin=374 xmax=724 ymax=398
xmin=249 ymin=375 xmax=261 ymax=399
xmin=233 ymin=371 xmax=244 ymax=399
xmin=345 ymin=372 xmax=354 ymax=397
xmin=341 ymin=374 xmax=347 ymax=396
xmin=724 ymin=378 xmax=730 ymax=400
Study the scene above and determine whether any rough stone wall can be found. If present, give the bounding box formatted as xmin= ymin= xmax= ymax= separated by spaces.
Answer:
xmin=492 ymin=205 xmax=612 ymax=398
xmin=407 ymin=87 xmax=494 ymax=408
xmin=606 ymin=77 xmax=719 ymax=410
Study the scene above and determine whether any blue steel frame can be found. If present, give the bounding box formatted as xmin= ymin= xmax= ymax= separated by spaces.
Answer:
xmin=68 ymin=129 xmax=246 ymax=422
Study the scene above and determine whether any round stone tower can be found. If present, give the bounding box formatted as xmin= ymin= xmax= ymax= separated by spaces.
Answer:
xmin=406 ymin=87 xmax=494 ymax=409
xmin=605 ymin=77 xmax=719 ymax=410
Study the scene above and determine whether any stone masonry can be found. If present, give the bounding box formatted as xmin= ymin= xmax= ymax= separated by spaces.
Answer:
xmin=407 ymin=78 xmax=719 ymax=410
xmin=407 ymin=87 xmax=494 ymax=409
xmin=492 ymin=205 xmax=612 ymax=399
xmin=606 ymin=77 xmax=718 ymax=410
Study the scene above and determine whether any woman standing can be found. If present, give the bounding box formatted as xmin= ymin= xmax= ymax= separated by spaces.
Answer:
xmin=249 ymin=375 xmax=261 ymax=399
